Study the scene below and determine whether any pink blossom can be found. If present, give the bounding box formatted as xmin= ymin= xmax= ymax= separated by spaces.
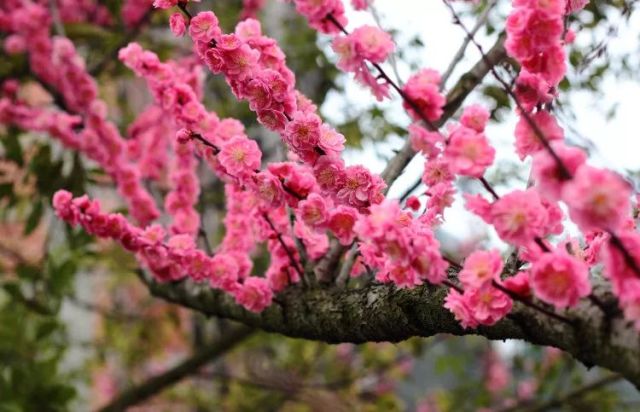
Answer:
xmin=444 ymin=288 xmax=479 ymax=329
xmin=602 ymin=231 xmax=640 ymax=297
xmin=460 ymin=104 xmax=490 ymax=132
xmin=327 ymin=206 xmax=358 ymax=245
xmin=464 ymin=284 xmax=513 ymax=326
xmin=298 ymin=193 xmax=329 ymax=228
xmin=409 ymin=124 xmax=443 ymax=159
xmin=514 ymin=70 xmax=553 ymax=112
xmin=444 ymin=126 xmax=495 ymax=177
xmin=470 ymin=190 xmax=549 ymax=247
xmin=153 ymin=0 xmax=178 ymax=9
xmin=532 ymin=141 xmax=586 ymax=200
xmin=562 ymin=165 xmax=631 ymax=232
xmin=336 ymin=165 xmax=386 ymax=211
xmin=402 ymin=69 xmax=445 ymax=122
xmin=501 ymin=271 xmax=531 ymax=297
xmin=459 ymin=250 xmax=504 ymax=288
xmin=169 ymin=13 xmax=187 ymax=36
xmin=422 ymin=158 xmax=454 ymax=187
xmin=218 ymin=136 xmax=261 ymax=177
xmin=514 ymin=111 xmax=564 ymax=160
xmin=350 ymin=25 xmax=394 ymax=64
xmin=314 ymin=155 xmax=346 ymax=193
xmin=530 ymin=250 xmax=591 ymax=308
xmin=233 ymin=277 xmax=273 ymax=312
xmin=284 ymin=111 xmax=321 ymax=161
xmin=189 ymin=11 xmax=221 ymax=42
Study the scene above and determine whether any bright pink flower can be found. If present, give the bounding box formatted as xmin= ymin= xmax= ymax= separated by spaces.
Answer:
xmin=233 ymin=277 xmax=273 ymax=312
xmin=532 ymin=141 xmax=586 ymax=200
xmin=350 ymin=25 xmax=394 ymax=64
xmin=409 ymin=124 xmax=443 ymax=159
xmin=465 ymin=284 xmax=513 ymax=326
xmin=444 ymin=288 xmax=479 ymax=329
xmin=318 ymin=124 xmax=346 ymax=155
xmin=169 ymin=13 xmax=187 ymax=36
xmin=514 ymin=111 xmax=564 ymax=160
xmin=425 ymin=181 xmax=455 ymax=216
xmin=402 ymin=69 xmax=445 ymax=122
xmin=422 ymin=158 xmax=454 ymax=187
xmin=459 ymin=250 xmax=504 ymax=288
xmin=189 ymin=11 xmax=221 ymax=42
xmin=336 ymin=165 xmax=386 ymax=211
xmin=514 ymin=70 xmax=553 ymax=112
xmin=314 ymin=156 xmax=346 ymax=193
xmin=284 ymin=111 xmax=321 ymax=160
xmin=252 ymin=171 xmax=284 ymax=207
xmin=471 ymin=189 xmax=549 ymax=247
xmin=562 ymin=165 xmax=631 ymax=232
xmin=460 ymin=104 xmax=490 ymax=132
xmin=410 ymin=232 xmax=448 ymax=284
xmin=444 ymin=126 xmax=495 ymax=178
xmin=298 ymin=193 xmax=329 ymax=228
xmin=327 ymin=206 xmax=358 ymax=245
xmin=530 ymin=250 xmax=591 ymax=308
xmin=218 ymin=136 xmax=261 ymax=177
xmin=501 ymin=271 xmax=531 ymax=297
xmin=602 ymin=231 xmax=640 ymax=297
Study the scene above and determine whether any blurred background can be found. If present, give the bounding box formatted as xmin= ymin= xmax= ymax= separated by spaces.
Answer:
xmin=2 ymin=0 xmax=640 ymax=410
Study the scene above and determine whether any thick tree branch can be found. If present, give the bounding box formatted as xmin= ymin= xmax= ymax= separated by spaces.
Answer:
xmin=137 ymin=270 xmax=640 ymax=388
xmin=96 ymin=324 xmax=253 ymax=412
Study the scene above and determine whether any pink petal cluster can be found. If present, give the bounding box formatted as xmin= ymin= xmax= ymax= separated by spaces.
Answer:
xmin=356 ymin=200 xmax=448 ymax=287
xmin=444 ymin=125 xmax=495 ymax=178
xmin=402 ymin=69 xmax=445 ymax=122
xmin=530 ymin=249 xmax=591 ymax=308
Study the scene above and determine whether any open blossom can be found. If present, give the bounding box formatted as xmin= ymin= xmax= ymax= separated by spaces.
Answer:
xmin=444 ymin=289 xmax=479 ymax=329
xmin=530 ymin=250 xmax=591 ymax=308
xmin=218 ymin=136 xmax=261 ymax=177
xmin=336 ymin=165 xmax=386 ymax=211
xmin=459 ymin=250 xmax=504 ymax=288
xmin=233 ymin=277 xmax=273 ymax=312
xmin=189 ymin=11 xmax=221 ymax=42
xmin=460 ymin=105 xmax=490 ymax=132
xmin=515 ymin=70 xmax=553 ymax=111
xmin=297 ymin=193 xmax=329 ymax=228
xmin=465 ymin=285 xmax=513 ymax=326
xmin=444 ymin=126 xmax=495 ymax=177
xmin=284 ymin=111 xmax=321 ymax=159
xmin=602 ymin=231 xmax=640 ymax=297
xmin=327 ymin=205 xmax=358 ymax=245
xmin=402 ymin=69 xmax=445 ymax=122
xmin=532 ymin=141 xmax=586 ymax=200
xmin=350 ymin=25 xmax=394 ymax=64
xmin=422 ymin=158 xmax=453 ymax=187
xmin=409 ymin=124 xmax=443 ymax=159
xmin=562 ymin=165 xmax=631 ymax=232
xmin=169 ymin=13 xmax=187 ymax=36
xmin=468 ymin=189 xmax=549 ymax=247
xmin=514 ymin=111 xmax=564 ymax=159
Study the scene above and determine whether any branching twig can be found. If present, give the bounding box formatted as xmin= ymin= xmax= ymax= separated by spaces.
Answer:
xmin=97 ymin=325 xmax=253 ymax=412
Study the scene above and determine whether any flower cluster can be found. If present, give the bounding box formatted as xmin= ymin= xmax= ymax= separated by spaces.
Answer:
xmin=52 ymin=190 xmax=273 ymax=312
xmin=355 ymin=200 xmax=448 ymax=287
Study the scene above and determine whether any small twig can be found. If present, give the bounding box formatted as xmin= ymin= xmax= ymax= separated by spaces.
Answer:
xmin=440 ymin=0 xmax=497 ymax=89
xmin=492 ymin=280 xmax=575 ymax=326
xmin=263 ymin=213 xmax=305 ymax=282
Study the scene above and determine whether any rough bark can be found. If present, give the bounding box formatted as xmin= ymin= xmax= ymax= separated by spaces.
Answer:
xmin=138 ymin=271 xmax=640 ymax=389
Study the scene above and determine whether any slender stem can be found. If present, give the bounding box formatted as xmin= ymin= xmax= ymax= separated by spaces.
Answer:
xmin=492 ymin=280 xmax=575 ymax=326
xmin=263 ymin=214 xmax=305 ymax=281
